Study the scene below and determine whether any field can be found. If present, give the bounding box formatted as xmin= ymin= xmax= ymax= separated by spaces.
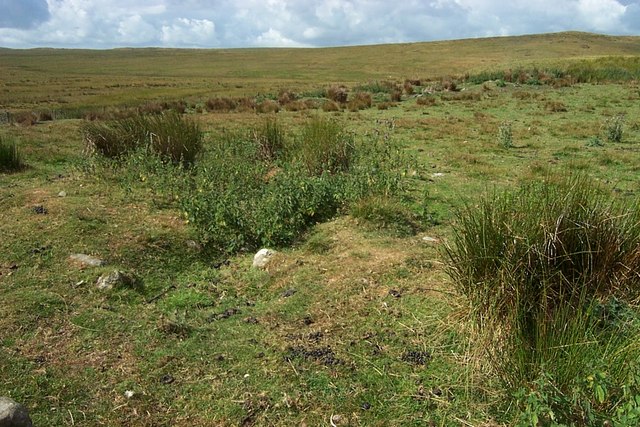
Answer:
xmin=1 ymin=32 xmax=640 ymax=426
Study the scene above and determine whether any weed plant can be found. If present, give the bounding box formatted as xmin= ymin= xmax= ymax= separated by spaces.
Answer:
xmin=498 ymin=121 xmax=513 ymax=148
xmin=445 ymin=176 xmax=640 ymax=423
xmin=0 ymin=135 xmax=25 ymax=172
xmin=604 ymin=114 xmax=625 ymax=143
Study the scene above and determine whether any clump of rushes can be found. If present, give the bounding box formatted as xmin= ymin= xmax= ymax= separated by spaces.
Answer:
xmin=604 ymin=114 xmax=624 ymax=142
xmin=290 ymin=115 xmax=355 ymax=176
xmin=254 ymin=117 xmax=285 ymax=161
xmin=0 ymin=135 xmax=26 ymax=172
xmin=82 ymin=112 xmax=202 ymax=167
xmin=445 ymin=176 xmax=640 ymax=422
xmin=498 ymin=121 xmax=513 ymax=148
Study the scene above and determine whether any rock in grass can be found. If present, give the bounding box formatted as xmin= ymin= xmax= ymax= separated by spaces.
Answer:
xmin=252 ymin=248 xmax=276 ymax=269
xmin=69 ymin=253 xmax=105 ymax=267
xmin=0 ymin=396 xmax=33 ymax=427
xmin=96 ymin=270 xmax=134 ymax=290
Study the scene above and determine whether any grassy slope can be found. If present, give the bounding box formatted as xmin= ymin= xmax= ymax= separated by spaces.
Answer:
xmin=2 ymin=32 xmax=640 ymax=110
xmin=1 ymin=32 xmax=640 ymax=426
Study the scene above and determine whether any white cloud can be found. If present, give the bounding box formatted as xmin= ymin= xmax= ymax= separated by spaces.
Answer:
xmin=577 ymin=0 xmax=627 ymax=31
xmin=254 ymin=28 xmax=309 ymax=47
xmin=0 ymin=0 xmax=638 ymax=48
xmin=117 ymin=14 xmax=158 ymax=44
xmin=161 ymin=18 xmax=216 ymax=46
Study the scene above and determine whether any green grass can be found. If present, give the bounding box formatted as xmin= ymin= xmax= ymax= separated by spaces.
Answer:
xmin=1 ymin=32 xmax=640 ymax=425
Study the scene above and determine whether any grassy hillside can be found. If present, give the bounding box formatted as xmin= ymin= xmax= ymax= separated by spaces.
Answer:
xmin=1 ymin=32 xmax=640 ymax=426
xmin=1 ymin=32 xmax=640 ymax=111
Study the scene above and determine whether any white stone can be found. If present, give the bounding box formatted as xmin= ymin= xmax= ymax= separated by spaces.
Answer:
xmin=96 ymin=270 xmax=134 ymax=290
xmin=0 ymin=396 xmax=32 ymax=427
xmin=252 ymin=248 xmax=276 ymax=269
xmin=69 ymin=254 xmax=105 ymax=267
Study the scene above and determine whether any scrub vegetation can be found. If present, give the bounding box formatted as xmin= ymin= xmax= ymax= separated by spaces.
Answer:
xmin=1 ymin=32 xmax=640 ymax=426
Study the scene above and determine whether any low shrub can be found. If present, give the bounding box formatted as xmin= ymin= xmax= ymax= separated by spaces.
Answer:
xmin=442 ymin=79 xmax=458 ymax=92
xmin=236 ymin=97 xmax=257 ymax=112
xmin=322 ymin=100 xmax=341 ymax=112
xmin=0 ymin=135 xmax=26 ymax=172
xmin=377 ymin=101 xmax=395 ymax=110
xmin=182 ymin=117 xmax=412 ymax=253
xmin=283 ymin=100 xmax=312 ymax=112
xmin=347 ymin=92 xmax=372 ymax=111
xmin=256 ymin=100 xmax=279 ymax=114
xmin=416 ymin=96 xmax=436 ymax=106
xmin=205 ymin=97 xmax=237 ymax=112
xmin=403 ymin=81 xmax=414 ymax=95
xmin=277 ymin=90 xmax=297 ymax=106
xmin=327 ymin=85 xmax=348 ymax=103
xmin=14 ymin=111 xmax=37 ymax=126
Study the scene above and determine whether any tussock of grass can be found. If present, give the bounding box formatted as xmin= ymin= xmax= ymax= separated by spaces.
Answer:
xmin=82 ymin=112 xmax=202 ymax=167
xmin=0 ymin=135 xmax=26 ymax=172
xmin=445 ymin=176 xmax=640 ymax=422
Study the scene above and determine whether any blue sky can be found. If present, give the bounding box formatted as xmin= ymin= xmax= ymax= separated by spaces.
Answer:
xmin=0 ymin=0 xmax=639 ymax=49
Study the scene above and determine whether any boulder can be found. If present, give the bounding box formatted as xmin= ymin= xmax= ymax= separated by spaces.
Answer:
xmin=96 ymin=270 xmax=135 ymax=290
xmin=0 ymin=397 xmax=32 ymax=427
xmin=252 ymin=249 xmax=276 ymax=269
xmin=69 ymin=254 xmax=105 ymax=267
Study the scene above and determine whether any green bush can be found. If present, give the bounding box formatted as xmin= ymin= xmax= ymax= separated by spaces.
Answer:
xmin=445 ymin=176 xmax=640 ymax=423
xmin=0 ymin=135 xmax=26 ymax=172
xmin=181 ymin=117 xmax=411 ymax=253
xmin=82 ymin=112 xmax=202 ymax=167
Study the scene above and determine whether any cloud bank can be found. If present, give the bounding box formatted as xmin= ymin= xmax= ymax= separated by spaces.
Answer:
xmin=0 ymin=0 xmax=638 ymax=48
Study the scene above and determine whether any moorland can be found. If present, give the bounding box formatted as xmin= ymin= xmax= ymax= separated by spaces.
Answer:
xmin=1 ymin=31 xmax=640 ymax=426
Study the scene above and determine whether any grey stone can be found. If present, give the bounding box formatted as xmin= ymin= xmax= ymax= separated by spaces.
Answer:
xmin=96 ymin=270 xmax=134 ymax=290
xmin=421 ymin=236 xmax=440 ymax=244
xmin=69 ymin=253 xmax=105 ymax=267
xmin=0 ymin=397 xmax=32 ymax=427
xmin=252 ymin=248 xmax=276 ymax=269
xmin=185 ymin=240 xmax=202 ymax=251
xmin=57 ymin=191 xmax=67 ymax=197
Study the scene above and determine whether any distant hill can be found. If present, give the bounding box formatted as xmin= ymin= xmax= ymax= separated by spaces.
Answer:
xmin=1 ymin=31 xmax=639 ymax=110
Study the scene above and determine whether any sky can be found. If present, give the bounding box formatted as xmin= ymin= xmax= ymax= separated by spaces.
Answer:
xmin=0 ymin=0 xmax=639 ymax=49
